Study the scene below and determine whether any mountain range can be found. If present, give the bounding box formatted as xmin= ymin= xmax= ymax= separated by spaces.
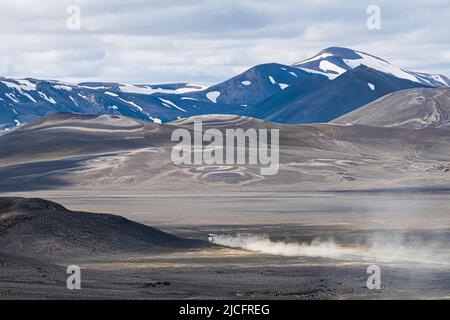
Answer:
xmin=1 ymin=47 xmax=449 ymax=132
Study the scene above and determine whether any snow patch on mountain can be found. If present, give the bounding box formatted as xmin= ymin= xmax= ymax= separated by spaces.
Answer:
xmin=319 ymin=60 xmax=346 ymax=75
xmin=118 ymin=97 xmax=143 ymax=112
xmin=119 ymin=84 xmax=156 ymax=95
xmin=119 ymin=83 xmax=205 ymax=95
xmin=104 ymin=91 xmax=118 ymax=97
xmin=343 ymin=52 xmax=420 ymax=83
xmin=38 ymin=92 xmax=56 ymax=104
xmin=152 ymin=117 xmax=162 ymax=124
xmin=297 ymin=52 xmax=333 ymax=65
xmin=69 ymin=96 xmax=78 ymax=106
xmin=206 ymin=91 xmax=220 ymax=103
xmin=158 ymin=97 xmax=186 ymax=112
xmin=23 ymin=92 xmax=37 ymax=102
xmin=269 ymin=76 xmax=276 ymax=84
xmin=412 ymin=72 xmax=450 ymax=87
xmin=5 ymin=93 xmax=19 ymax=103
xmin=296 ymin=67 xmax=334 ymax=79
xmin=1 ymin=80 xmax=36 ymax=92
xmin=17 ymin=79 xmax=37 ymax=90
xmin=53 ymin=84 xmax=73 ymax=91
xmin=2 ymin=80 xmax=38 ymax=103
xmin=80 ymin=85 xmax=109 ymax=90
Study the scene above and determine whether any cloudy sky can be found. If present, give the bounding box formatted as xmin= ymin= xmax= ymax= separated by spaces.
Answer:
xmin=0 ymin=0 xmax=449 ymax=85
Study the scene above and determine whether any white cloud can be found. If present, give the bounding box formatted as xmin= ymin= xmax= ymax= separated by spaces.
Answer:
xmin=0 ymin=0 xmax=448 ymax=84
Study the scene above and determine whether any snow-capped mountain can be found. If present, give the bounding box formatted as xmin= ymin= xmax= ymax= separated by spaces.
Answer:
xmin=246 ymin=65 xmax=428 ymax=123
xmin=243 ymin=47 xmax=450 ymax=123
xmin=0 ymin=63 xmax=324 ymax=132
xmin=193 ymin=63 xmax=329 ymax=105
xmin=1 ymin=47 xmax=449 ymax=132
xmin=0 ymin=78 xmax=246 ymax=132
xmin=293 ymin=47 xmax=450 ymax=87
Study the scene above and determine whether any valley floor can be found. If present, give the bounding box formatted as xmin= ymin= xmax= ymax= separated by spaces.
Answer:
xmin=1 ymin=191 xmax=449 ymax=299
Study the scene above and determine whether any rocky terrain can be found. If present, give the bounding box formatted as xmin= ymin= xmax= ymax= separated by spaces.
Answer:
xmin=0 ymin=197 xmax=205 ymax=259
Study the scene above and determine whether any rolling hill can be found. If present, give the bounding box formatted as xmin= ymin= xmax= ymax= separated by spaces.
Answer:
xmin=0 ymin=197 xmax=204 ymax=258
xmin=333 ymin=88 xmax=450 ymax=128
xmin=2 ymin=113 xmax=450 ymax=192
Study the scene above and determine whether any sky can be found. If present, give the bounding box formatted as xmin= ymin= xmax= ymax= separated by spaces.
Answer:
xmin=0 ymin=0 xmax=449 ymax=85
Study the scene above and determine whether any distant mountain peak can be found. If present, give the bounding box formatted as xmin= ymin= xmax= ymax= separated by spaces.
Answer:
xmin=293 ymin=47 xmax=450 ymax=88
